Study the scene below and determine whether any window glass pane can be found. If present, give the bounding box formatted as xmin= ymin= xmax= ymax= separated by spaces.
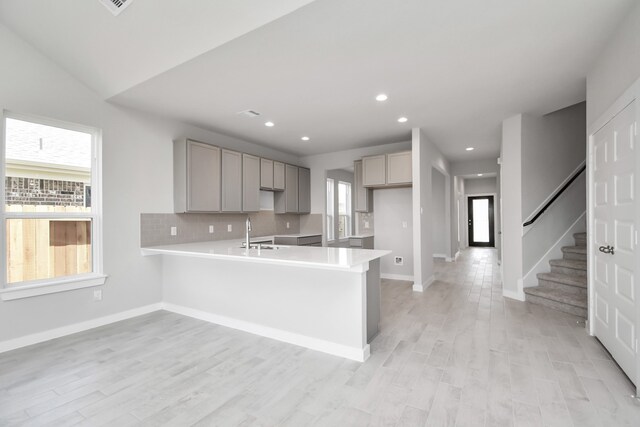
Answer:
xmin=338 ymin=181 xmax=351 ymax=239
xmin=472 ymin=199 xmax=490 ymax=242
xmin=5 ymin=218 xmax=92 ymax=284
xmin=326 ymin=179 xmax=334 ymax=241
xmin=5 ymin=118 xmax=92 ymax=212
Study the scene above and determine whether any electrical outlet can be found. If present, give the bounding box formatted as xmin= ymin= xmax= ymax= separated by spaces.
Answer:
xmin=93 ymin=289 xmax=102 ymax=301
xmin=364 ymin=221 xmax=370 ymax=229
xmin=286 ymin=222 xmax=290 ymax=229
xmin=402 ymin=221 xmax=408 ymax=229
xmin=170 ymin=226 xmax=177 ymax=236
xmin=394 ymin=256 xmax=404 ymax=266
xmin=227 ymin=224 xmax=232 ymax=232
xmin=209 ymin=225 xmax=214 ymax=234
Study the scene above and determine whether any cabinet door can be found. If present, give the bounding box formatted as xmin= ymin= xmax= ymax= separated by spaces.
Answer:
xmin=362 ymin=155 xmax=386 ymax=186
xmin=243 ymin=154 xmax=260 ymax=212
xmin=187 ymin=141 xmax=220 ymax=212
xmin=221 ymin=149 xmax=242 ymax=212
xmin=285 ymin=164 xmax=299 ymax=213
xmin=273 ymin=161 xmax=285 ymax=191
xmin=260 ymin=158 xmax=274 ymax=190
xmin=354 ymin=160 xmax=373 ymax=212
xmin=298 ymin=167 xmax=311 ymax=214
xmin=386 ymin=151 xmax=412 ymax=185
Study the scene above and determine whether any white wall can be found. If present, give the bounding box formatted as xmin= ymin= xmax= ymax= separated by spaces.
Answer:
xmin=431 ymin=169 xmax=447 ymax=257
xmin=465 ymin=177 xmax=497 ymax=195
xmin=521 ymin=102 xmax=586 ymax=219
xmin=374 ymin=188 xmax=413 ymax=278
xmin=0 ymin=23 xmax=299 ymax=344
xmin=586 ymin=1 xmax=640 ymax=126
xmin=412 ymin=128 xmax=450 ymax=291
xmin=500 ymin=115 xmax=524 ymax=300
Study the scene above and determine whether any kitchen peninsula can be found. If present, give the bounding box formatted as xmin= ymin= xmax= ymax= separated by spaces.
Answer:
xmin=142 ymin=239 xmax=390 ymax=361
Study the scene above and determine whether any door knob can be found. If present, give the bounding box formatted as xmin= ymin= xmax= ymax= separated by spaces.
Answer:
xmin=599 ymin=245 xmax=615 ymax=255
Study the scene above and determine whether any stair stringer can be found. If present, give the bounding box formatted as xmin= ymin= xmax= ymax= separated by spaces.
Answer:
xmin=522 ymin=211 xmax=585 ymax=288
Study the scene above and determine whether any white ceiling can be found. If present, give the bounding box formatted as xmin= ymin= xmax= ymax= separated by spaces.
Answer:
xmin=0 ymin=0 xmax=634 ymax=160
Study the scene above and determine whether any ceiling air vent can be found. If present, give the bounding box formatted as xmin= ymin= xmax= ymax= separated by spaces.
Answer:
xmin=237 ymin=110 xmax=261 ymax=118
xmin=99 ymin=0 xmax=133 ymax=16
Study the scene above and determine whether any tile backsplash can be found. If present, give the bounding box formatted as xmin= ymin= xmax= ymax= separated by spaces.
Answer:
xmin=141 ymin=211 xmax=302 ymax=247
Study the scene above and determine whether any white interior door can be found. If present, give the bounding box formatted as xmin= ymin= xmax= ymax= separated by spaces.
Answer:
xmin=592 ymin=100 xmax=637 ymax=383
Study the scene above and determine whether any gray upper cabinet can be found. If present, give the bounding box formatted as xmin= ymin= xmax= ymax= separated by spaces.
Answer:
xmin=274 ymin=164 xmax=299 ymax=213
xmin=221 ymin=149 xmax=242 ymax=212
xmin=260 ymin=158 xmax=274 ymax=190
xmin=386 ymin=151 xmax=412 ymax=185
xmin=362 ymin=154 xmax=386 ymax=187
xmin=273 ymin=161 xmax=285 ymax=191
xmin=354 ymin=160 xmax=373 ymax=212
xmin=298 ymin=167 xmax=311 ymax=214
xmin=362 ymin=151 xmax=412 ymax=188
xmin=173 ymin=139 xmax=221 ymax=213
xmin=242 ymin=154 xmax=260 ymax=212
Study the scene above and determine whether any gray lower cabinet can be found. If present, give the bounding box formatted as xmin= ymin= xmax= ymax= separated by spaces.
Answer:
xmin=349 ymin=235 xmax=374 ymax=249
xmin=274 ymin=234 xmax=322 ymax=246
xmin=273 ymin=161 xmax=285 ymax=191
xmin=354 ymin=160 xmax=373 ymax=212
xmin=174 ymin=139 xmax=221 ymax=213
xmin=221 ymin=149 xmax=242 ymax=212
xmin=242 ymin=154 xmax=260 ymax=212
xmin=274 ymin=164 xmax=299 ymax=213
xmin=260 ymin=158 xmax=274 ymax=190
xmin=298 ymin=167 xmax=311 ymax=214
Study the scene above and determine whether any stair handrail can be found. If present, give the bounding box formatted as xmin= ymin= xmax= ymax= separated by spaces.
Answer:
xmin=523 ymin=163 xmax=586 ymax=227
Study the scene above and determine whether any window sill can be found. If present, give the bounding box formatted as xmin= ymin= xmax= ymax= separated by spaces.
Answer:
xmin=0 ymin=274 xmax=107 ymax=301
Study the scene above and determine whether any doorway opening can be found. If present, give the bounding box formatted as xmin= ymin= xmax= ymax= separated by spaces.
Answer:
xmin=468 ymin=195 xmax=495 ymax=247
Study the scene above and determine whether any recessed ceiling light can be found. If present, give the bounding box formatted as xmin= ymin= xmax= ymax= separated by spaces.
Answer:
xmin=301 ymin=136 xmax=310 ymax=141
xmin=375 ymin=94 xmax=388 ymax=102
xmin=265 ymin=121 xmax=274 ymax=127
xmin=466 ymin=147 xmax=474 ymax=151
xmin=477 ymin=173 xmax=483 ymax=177
xmin=397 ymin=117 xmax=408 ymax=123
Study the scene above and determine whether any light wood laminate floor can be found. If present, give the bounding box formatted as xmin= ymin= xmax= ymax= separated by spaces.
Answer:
xmin=1 ymin=248 xmax=639 ymax=426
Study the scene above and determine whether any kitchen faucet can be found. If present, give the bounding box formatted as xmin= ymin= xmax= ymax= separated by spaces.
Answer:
xmin=245 ymin=216 xmax=251 ymax=249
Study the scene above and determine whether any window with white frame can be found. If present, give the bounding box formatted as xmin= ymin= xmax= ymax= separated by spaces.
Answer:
xmin=338 ymin=181 xmax=352 ymax=239
xmin=1 ymin=113 xmax=103 ymax=297
xmin=326 ymin=178 xmax=335 ymax=241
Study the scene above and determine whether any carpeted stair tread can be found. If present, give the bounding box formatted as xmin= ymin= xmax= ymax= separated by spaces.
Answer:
xmin=573 ymin=232 xmax=587 ymax=239
xmin=524 ymin=285 xmax=587 ymax=309
xmin=549 ymin=259 xmax=587 ymax=271
xmin=537 ymin=272 xmax=587 ymax=288
xmin=562 ymin=246 xmax=587 ymax=255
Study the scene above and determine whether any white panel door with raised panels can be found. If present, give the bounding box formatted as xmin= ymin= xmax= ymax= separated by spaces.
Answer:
xmin=592 ymin=100 xmax=637 ymax=382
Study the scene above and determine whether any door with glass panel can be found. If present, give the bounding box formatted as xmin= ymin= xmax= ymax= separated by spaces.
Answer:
xmin=468 ymin=196 xmax=495 ymax=247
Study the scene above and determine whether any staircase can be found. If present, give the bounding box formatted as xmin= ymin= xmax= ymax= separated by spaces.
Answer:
xmin=524 ymin=232 xmax=587 ymax=318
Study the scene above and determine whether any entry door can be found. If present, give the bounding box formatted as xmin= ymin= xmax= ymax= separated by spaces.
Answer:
xmin=468 ymin=196 xmax=495 ymax=247
xmin=592 ymin=100 xmax=637 ymax=383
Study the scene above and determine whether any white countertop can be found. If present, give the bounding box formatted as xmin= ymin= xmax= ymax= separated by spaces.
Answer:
xmin=349 ymin=234 xmax=374 ymax=239
xmin=141 ymin=239 xmax=390 ymax=271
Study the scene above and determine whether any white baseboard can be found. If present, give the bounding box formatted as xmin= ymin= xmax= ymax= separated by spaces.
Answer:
xmin=0 ymin=303 xmax=163 ymax=354
xmin=523 ymin=212 xmax=586 ymax=287
xmin=381 ymin=273 xmax=414 ymax=281
xmin=162 ymin=303 xmax=370 ymax=362
xmin=433 ymin=253 xmax=447 ymax=259
xmin=503 ymin=287 xmax=526 ymax=302
xmin=412 ymin=275 xmax=435 ymax=292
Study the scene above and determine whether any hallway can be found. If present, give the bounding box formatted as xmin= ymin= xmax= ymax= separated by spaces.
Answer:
xmin=1 ymin=248 xmax=639 ymax=426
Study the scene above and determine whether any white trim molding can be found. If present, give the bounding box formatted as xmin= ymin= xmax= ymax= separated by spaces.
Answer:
xmin=412 ymin=275 xmax=435 ymax=292
xmin=381 ymin=273 xmax=414 ymax=281
xmin=503 ymin=285 xmax=526 ymax=302
xmin=0 ymin=274 xmax=107 ymax=301
xmin=163 ymin=303 xmax=370 ymax=362
xmin=0 ymin=303 xmax=162 ymax=354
